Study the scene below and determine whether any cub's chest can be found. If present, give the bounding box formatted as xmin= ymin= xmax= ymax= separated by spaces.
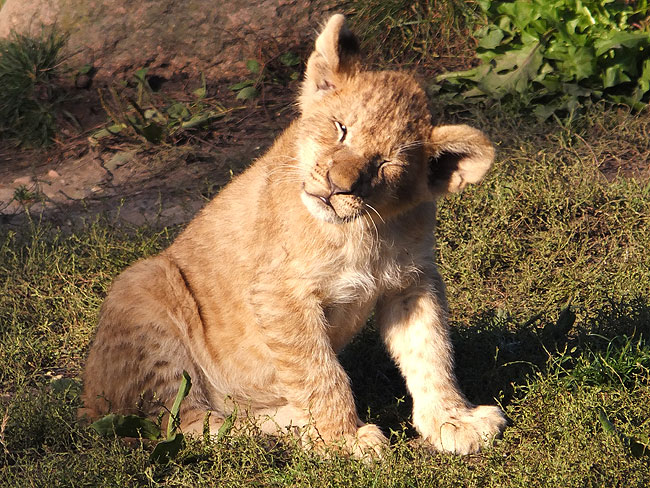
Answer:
xmin=322 ymin=252 xmax=419 ymax=306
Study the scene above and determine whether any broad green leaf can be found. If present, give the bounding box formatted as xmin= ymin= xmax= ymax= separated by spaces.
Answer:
xmin=603 ymin=65 xmax=631 ymax=88
xmin=150 ymin=433 xmax=185 ymax=464
xmin=639 ymin=59 xmax=650 ymax=92
xmin=246 ymin=59 xmax=261 ymax=74
xmin=168 ymin=370 xmax=192 ymax=438
xmin=279 ymin=51 xmax=300 ymax=67
xmin=533 ymin=100 xmax=563 ymax=120
xmin=89 ymin=124 xmax=124 ymax=142
xmin=561 ymin=46 xmax=596 ymax=80
xmin=598 ymin=408 xmax=650 ymax=459
xmin=91 ymin=414 xmax=161 ymax=440
xmin=216 ymin=407 xmax=237 ymax=442
xmin=477 ymin=0 xmax=491 ymax=13
xmin=139 ymin=123 xmax=164 ymax=144
xmin=228 ymin=79 xmax=254 ymax=91
xmin=479 ymin=42 xmax=544 ymax=97
xmin=181 ymin=113 xmax=212 ymax=129
xmin=498 ymin=0 xmax=541 ymax=32
xmin=235 ymin=86 xmax=259 ymax=100
xmin=78 ymin=64 xmax=93 ymax=75
xmin=134 ymin=67 xmax=148 ymax=82
xmin=50 ymin=377 xmax=81 ymax=395
xmin=104 ymin=150 xmax=136 ymax=171
xmin=436 ymin=0 xmax=649 ymax=113
xmin=166 ymin=102 xmax=191 ymax=121
xmin=594 ymin=31 xmax=650 ymax=57
xmin=437 ymin=66 xmax=482 ymax=81
xmin=598 ymin=408 xmax=617 ymax=434
xmin=478 ymin=25 xmax=504 ymax=50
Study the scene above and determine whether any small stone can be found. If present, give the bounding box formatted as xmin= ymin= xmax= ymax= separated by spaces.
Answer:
xmin=13 ymin=176 xmax=32 ymax=186
xmin=47 ymin=169 xmax=61 ymax=179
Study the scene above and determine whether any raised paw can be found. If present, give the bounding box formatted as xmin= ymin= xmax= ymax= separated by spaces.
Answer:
xmin=416 ymin=405 xmax=507 ymax=455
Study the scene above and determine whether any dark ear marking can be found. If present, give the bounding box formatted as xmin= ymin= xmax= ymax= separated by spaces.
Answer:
xmin=300 ymin=14 xmax=361 ymax=108
xmin=338 ymin=25 xmax=360 ymax=58
xmin=428 ymin=151 xmax=466 ymax=189
xmin=427 ymin=124 xmax=494 ymax=195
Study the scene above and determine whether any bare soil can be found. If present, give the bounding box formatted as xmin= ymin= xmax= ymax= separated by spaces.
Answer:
xmin=0 ymin=80 xmax=297 ymax=229
xmin=1 ymin=74 xmax=648 ymax=231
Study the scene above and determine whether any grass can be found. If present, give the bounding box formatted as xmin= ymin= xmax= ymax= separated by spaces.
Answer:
xmin=1 ymin=103 xmax=649 ymax=486
xmin=1 ymin=2 xmax=650 ymax=485
xmin=0 ymin=29 xmax=66 ymax=147
xmin=348 ymin=0 xmax=481 ymax=70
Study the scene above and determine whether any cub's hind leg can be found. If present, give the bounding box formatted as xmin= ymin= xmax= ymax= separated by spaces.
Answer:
xmin=79 ymin=255 xmax=214 ymax=425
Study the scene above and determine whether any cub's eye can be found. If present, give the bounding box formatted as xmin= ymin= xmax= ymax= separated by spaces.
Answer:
xmin=377 ymin=160 xmax=403 ymax=178
xmin=334 ymin=121 xmax=347 ymax=143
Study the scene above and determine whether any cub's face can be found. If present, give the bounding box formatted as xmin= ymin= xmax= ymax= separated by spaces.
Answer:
xmin=298 ymin=71 xmax=434 ymax=224
xmin=296 ymin=15 xmax=494 ymax=225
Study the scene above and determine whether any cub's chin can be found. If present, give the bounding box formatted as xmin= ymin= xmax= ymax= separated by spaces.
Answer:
xmin=300 ymin=191 xmax=356 ymax=224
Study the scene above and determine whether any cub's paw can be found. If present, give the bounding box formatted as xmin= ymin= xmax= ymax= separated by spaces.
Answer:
xmin=416 ymin=405 xmax=507 ymax=455
xmin=341 ymin=423 xmax=389 ymax=459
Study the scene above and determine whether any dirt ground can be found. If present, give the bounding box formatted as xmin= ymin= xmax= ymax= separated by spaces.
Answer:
xmin=0 ymin=79 xmax=297 ymax=229
xmin=2 ymin=72 xmax=649 ymax=231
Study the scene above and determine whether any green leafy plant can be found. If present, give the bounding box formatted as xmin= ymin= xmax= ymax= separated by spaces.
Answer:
xmin=0 ymin=30 xmax=67 ymax=146
xmin=90 ymin=371 xmax=191 ymax=463
xmin=89 ymin=371 xmax=238 ymax=463
xmin=92 ymin=69 xmax=229 ymax=145
xmin=12 ymin=185 xmax=41 ymax=206
xmin=598 ymin=407 xmax=650 ymax=459
xmin=229 ymin=52 xmax=302 ymax=100
xmin=436 ymin=0 xmax=650 ymax=117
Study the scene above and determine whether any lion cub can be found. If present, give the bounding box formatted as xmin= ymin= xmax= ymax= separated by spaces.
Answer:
xmin=80 ymin=14 xmax=506 ymax=456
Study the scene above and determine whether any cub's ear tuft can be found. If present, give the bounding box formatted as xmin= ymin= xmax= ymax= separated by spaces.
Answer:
xmin=427 ymin=125 xmax=494 ymax=196
xmin=300 ymin=14 xmax=360 ymax=107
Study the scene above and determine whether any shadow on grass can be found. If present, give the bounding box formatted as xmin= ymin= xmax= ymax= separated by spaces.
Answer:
xmin=341 ymin=296 xmax=650 ymax=437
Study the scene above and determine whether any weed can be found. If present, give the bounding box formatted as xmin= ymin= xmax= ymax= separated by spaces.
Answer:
xmin=91 ymin=69 xmax=232 ymax=145
xmin=12 ymin=185 xmax=41 ymax=206
xmin=436 ymin=0 xmax=650 ymax=117
xmin=0 ymin=29 xmax=66 ymax=147
xmin=90 ymin=371 xmax=194 ymax=463
xmin=229 ymin=51 xmax=302 ymax=100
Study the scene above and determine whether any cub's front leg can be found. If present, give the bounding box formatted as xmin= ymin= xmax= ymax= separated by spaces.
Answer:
xmin=253 ymin=289 xmax=387 ymax=457
xmin=376 ymin=276 xmax=506 ymax=454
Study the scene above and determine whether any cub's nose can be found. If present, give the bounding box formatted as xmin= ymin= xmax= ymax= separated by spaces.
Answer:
xmin=328 ymin=171 xmax=353 ymax=196
xmin=304 ymin=171 xmax=355 ymax=207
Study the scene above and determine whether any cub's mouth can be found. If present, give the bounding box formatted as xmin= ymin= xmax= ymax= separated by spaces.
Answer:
xmin=300 ymin=186 xmax=361 ymax=224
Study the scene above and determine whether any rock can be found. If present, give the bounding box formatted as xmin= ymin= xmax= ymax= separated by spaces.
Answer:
xmin=0 ymin=0 xmax=340 ymax=81
xmin=12 ymin=176 xmax=33 ymax=187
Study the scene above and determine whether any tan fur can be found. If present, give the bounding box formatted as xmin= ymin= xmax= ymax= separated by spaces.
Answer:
xmin=80 ymin=14 xmax=507 ymax=456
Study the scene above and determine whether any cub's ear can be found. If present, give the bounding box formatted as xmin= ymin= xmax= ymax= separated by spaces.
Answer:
xmin=427 ymin=125 xmax=495 ymax=196
xmin=299 ymin=14 xmax=360 ymax=106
